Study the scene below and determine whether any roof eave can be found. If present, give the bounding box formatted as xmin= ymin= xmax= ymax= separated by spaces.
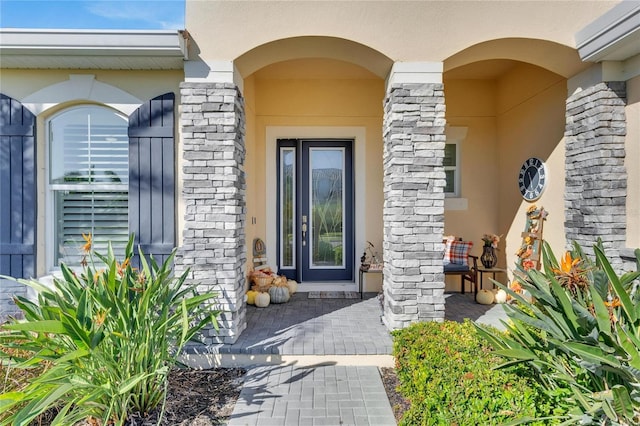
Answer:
xmin=576 ymin=0 xmax=640 ymax=62
xmin=0 ymin=28 xmax=189 ymax=69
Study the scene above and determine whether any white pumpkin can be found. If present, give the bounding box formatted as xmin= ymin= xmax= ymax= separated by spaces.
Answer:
xmin=476 ymin=289 xmax=494 ymax=305
xmin=255 ymin=292 xmax=270 ymax=308
xmin=494 ymin=289 xmax=508 ymax=304
xmin=287 ymin=280 xmax=298 ymax=295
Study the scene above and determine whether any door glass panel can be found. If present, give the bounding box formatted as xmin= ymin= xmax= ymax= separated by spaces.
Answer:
xmin=280 ymin=148 xmax=296 ymax=268
xmin=309 ymin=148 xmax=344 ymax=268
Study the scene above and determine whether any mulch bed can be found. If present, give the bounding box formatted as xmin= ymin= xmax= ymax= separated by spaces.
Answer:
xmin=29 ymin=368 xmax=246 ymax=426
xmin=125 ymin=368 xmax=246 ymax=426
xmin=380 ymin=367 xmax=411 ymax=423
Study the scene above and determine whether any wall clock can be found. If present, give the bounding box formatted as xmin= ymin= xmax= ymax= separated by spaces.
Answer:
xmin=518 ymin=157 xmax=547 ymax=201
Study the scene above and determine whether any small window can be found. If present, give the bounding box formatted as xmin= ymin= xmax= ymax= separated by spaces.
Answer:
xmin=48 ymin=106 xmax=129 ymax=267
xmin=443 ymin=142 xmax=460 ymax=197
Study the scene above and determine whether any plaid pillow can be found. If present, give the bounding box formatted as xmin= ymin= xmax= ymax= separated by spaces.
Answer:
xmin=444 ymin=240 xmax=473 ymax=266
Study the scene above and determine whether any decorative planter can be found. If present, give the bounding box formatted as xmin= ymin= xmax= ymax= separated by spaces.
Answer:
xmin=481 ymin=245 xmax=497 ymax=268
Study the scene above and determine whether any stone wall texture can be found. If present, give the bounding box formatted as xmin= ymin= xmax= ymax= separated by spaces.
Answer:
xmin=176 ymin=82 xmax=247 ymax=345
xmin=565 ymin=81 xmax=629 ymax=271
xmin=0 ymin=282 xmax=25 ymax=322
xmin=382 ymin=83 xmax=446 ymax=329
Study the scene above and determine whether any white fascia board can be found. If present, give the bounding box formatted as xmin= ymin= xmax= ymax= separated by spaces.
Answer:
xmin=0 ymin=28 xmax=188 ymax=58
xmin=576 ymin=0 xmax=640 ymax=62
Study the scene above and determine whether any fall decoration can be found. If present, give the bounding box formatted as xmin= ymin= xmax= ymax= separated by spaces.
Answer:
xmin=287 ymin=279 xmax=298 ymax=294
xmin=493 ymin=289 xmax=507 ymax=304
xmin=269 ymin=277 xmax=290 ymax=303
xmin=475 ymin=289 xmax=494 ymax=305
xmin=254 ymin=292 xmax=270 ymax=308
xmin=246 ymin=289 xmax=258 ymax=305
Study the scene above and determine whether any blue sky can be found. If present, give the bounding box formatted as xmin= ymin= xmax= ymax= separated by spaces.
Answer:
xmin=0 ymin=0 xmax=185 ymax=30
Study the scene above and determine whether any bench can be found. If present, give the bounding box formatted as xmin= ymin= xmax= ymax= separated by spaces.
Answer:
xmin=443 ymin=238 xmax=479 ymax=295
xmin=444 ymin=254 xmax=479 ymax=295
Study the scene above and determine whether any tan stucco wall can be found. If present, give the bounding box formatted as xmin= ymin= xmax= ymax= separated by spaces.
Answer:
xmin=443 ymin=79 xmax=498 ymax=290
xmin=0 ymin=69 xmax=182 ymax=104
xmin=495 ymin=63 xmax=568 ymax=272
xmin=243 ymin=59 xmax=385 ymax=291
xmin=0 ymin=69 xmax=183 ymax=276
xmin=627 ymin=74 xmax=640 ymax=249
xmin=187 ymin=0 xmax=618 ymax=76
xmin=443 ymin=62 xmax=567 ymax=290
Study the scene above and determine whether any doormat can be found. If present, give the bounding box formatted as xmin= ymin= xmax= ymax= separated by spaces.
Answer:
xmin=308 ymin=291 xmax=361 ymax=299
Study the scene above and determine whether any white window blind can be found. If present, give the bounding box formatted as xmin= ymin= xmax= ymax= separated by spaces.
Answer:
xmin=49 ymin=106 xmax=129 ymax=267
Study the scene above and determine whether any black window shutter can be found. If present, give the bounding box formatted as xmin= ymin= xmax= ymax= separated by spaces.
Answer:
xmin=128 ymin=93 xmax=175 ymax=265
xmin=0 ymin=94 xmax=36 ymax=279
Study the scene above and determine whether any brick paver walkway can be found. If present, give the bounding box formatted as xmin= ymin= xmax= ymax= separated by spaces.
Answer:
xmin=223 ymin=291 xmax=508 ymax=425
xmin=220 ymin=293 xmax=393 ymax=356
xmin=228 ymin=364 xmax=395 ymax=426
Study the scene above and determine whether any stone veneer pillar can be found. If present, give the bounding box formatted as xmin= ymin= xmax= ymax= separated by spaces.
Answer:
xmin=382 ymin=82 xmax=446 ymax=329
xmin=565 ymin=81 xmax=627 ymax=269
xmin=176 ymin=82 xmax=247 ymax=345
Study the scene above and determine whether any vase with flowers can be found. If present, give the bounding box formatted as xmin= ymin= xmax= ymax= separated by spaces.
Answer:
xmin=480 ymin=233 xmax=501 ymax=268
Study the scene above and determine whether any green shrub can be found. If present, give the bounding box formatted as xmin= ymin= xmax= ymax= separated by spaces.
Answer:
xmin=0 ymin=235 xmax=221 ymax=426
xmin=392 ymin=320 xmax=554 ymax=425
xmin=476 ymin=241 xmax=640 ymax=424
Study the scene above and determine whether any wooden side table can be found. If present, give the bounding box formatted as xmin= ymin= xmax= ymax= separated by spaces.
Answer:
xmin=359 ymin=266 xmax=382 ymax=299
xmin=477 ymin=267 xmax=507 ymax=290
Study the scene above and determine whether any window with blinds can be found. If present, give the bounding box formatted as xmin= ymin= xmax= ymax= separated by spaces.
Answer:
xmin=443 ymin=142 xmax=460 ymax=197
xmin=49 ymin=106 xmax=129 ymax=267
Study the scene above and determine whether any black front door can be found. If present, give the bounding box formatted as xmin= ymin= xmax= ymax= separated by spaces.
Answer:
xmin=277 ymin=139 xmax=354 ymax=282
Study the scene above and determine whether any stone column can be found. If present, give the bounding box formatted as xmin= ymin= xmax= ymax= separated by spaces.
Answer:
xmin=382 ymin=63 xmax=446 ymax=330
xmin=176 ymin=82 xmax=247 ymax=345
xmin=565 ymin=81 xmax=627 ymax=269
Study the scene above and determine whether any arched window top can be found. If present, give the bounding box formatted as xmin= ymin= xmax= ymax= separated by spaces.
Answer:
xmin=49 ymin=105 xmax=128 ymax=186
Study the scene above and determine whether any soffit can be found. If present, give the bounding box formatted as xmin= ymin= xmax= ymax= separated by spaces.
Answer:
xmin=444 ymin=60 xmax=518 ymax=80
xmin=253 ymin=58 xmax=380 ymax=80
xmin=0 ymin=29 xmax=188 ymax=70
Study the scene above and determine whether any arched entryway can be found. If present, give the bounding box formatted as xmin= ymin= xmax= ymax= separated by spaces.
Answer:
xmin=177 ymin=36 xmax=394 ymax=343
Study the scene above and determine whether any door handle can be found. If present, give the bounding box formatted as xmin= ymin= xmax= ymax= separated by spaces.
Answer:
xmin=302 ymin=223 xmax=307 ymax=246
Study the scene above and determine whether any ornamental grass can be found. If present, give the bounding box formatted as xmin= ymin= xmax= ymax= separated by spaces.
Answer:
xmin=0 ymin=235 xmax=221 ymax=425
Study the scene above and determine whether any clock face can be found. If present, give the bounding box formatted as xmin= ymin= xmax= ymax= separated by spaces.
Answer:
xmin=518 ymin=157 xmax=547 ymax=201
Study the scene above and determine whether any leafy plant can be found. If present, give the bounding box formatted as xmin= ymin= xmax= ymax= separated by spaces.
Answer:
xmin=392 ymin=320 xmax=553 ymax=426
xmin=476 ymin=241 xmax=640 ymax=425
xmin=0 ymin=235 xmax=220 ymax=425
xmin=0 ymin=347 xmax=50 ymax=424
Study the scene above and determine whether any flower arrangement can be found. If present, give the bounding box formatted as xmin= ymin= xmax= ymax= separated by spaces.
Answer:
xmin=481 ymin=233 xmax=501 ymax=249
